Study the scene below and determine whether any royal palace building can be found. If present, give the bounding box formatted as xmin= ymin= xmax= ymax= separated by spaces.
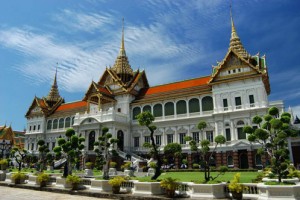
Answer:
xmin=24 ymin=16 xmax=299 ymax=169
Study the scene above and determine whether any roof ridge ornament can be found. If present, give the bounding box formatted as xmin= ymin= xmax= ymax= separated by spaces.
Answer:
xmin=46 ymin=65 xmax=62 ymax=107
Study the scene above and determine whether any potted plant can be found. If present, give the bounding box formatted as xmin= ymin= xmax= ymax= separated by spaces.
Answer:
xmin=37 ymin=173 xmax=50 ymax=187
xmin=160 ymin=177 xmax=179 ymax=198
xmin=122 ymin=162 xmax=134 ymax=177
xmin=11 ymin=172 xmax=26 ymax=184
xmin=0 ymin=159 xmax=8 ymax=170
xmin=228 ymin=173 xmax=246 ymax=200
xmin=66 ymin=174 xmax=81 ymax=190
xmin=108 ymin=176 xmax=125 ymax=194
xmin=85 ymin=162 xmax=93 ymax=169
xmin=109 ymin=161 xmax=117 ymax=176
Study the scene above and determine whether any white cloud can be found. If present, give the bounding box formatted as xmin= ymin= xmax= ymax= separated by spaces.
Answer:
xmin=53 ymin=9 xmax=115 ymax=33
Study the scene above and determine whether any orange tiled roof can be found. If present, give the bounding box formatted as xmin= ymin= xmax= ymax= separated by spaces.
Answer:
xmin=142 ymin=76 xmax=210 ymax=96
xmin=56 ymin=101 xmax=87 ymax=111
xmin=98 ymin=86 xmax=112 ymax=96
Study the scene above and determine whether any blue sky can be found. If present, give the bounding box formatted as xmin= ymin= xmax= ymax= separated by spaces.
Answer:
xmin=1 ymin=0 xmax=300 ymax=131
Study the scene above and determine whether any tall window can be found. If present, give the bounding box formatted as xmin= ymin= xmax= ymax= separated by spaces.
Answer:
xmin=134 ymin=137 xmax=140 ymax=147
xmin=53 ymin=119 xmax=58 ymax=129
xmin=132 ymin=107 xmax=141 ymax=120
xmin=47 ymin=120 xmax=52 ymax=130
xmin=225 ymin=128 xmax=231 ymax=141
xmin=206 ymin=131 xmax=214 ymax=143
xmin=176 ymin=100 xmax=187 ymax=115
xmin=249 ymin=95 xmax=255 ymax=107
xmin=155 ymin=135 xmax=161 ymax=146
xmin=59 ymin=118 xmax=64 ymax=129
xmin=153 ymin=104 xmax=162 ymax=117
xmin=165 ymin=102 xmax=174 ymax=116
xmin=237 ymin=120 xmax=246 ymax=139
xmin=227 ymin=156 xmax=233 ymax=166
xmin=144 ymin=136 xmax=150 ymax=143
xmin=179 ymin=133 xmax=186 ymax=144
xmin=88 ymin=131 xmax=95 ymax=150
xmin=202 ymin=96 xmax=213 ymax=111
xmin=223 ymin=99 xmax=228 ymax=110
xmin=38 ymin=125 xmax=40 ymax=130
xmin=143 ymin=105 xmax=151 ymax=113
xmin=31 ymin=143 xmax=34 ymax=151
xmin=235 ymin=97 xmax=242 ymax=109
xmin=167 ymin=134 xmax=173 ymax=144
xmin=65 ymin=117 xmax=71 ymax=128
xmin=189 ymin=98 xmax=200 ymax=113
xmin=71 ymin=117 xmax=75 ymax=125
xmin=192 ymin=132 xmax=199 ymax=143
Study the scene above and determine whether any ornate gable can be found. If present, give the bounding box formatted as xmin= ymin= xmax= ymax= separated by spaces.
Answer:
xmin=209 ymin=50 xmax=261 ymax=84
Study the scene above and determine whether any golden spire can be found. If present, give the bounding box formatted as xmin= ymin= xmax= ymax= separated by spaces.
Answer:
xmin=46 ymin=66 xmax=61 ymax=106
xmin=229 ymin=5 xmax=249 ymax=58
xmin=111 ymin=18 xmax=133 ymax=83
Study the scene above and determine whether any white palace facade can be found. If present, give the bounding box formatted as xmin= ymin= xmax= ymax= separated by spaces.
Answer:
xmin=25 ymin=16 xmax=294 ymax=169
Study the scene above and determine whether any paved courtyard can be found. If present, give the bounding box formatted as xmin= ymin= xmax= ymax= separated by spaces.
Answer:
xmin=0 ymin=186 xmax=112 ymax=200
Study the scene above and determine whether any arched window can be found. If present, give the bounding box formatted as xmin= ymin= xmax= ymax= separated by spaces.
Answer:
xmin=132 ymin=107 xmax=141 ymax=120
xmin=59 ymin=118 xmax=64 ymax=129
xmin=47 ymin=120 xmax=52 ymax=130
xmin=165 ymin=102 xmax=174 ymax=116
xmin=189 ymin=98 xmax=200 ymax=113
xmin=143 ymin=105 xmax=151 ymax=113
xmin=88 ymin=131 xmax=95 ymax=150
xmin=153 ymin=104 xmax=162 ymax=117
xmin=227 ymin=155 xmax=233 ymax=166
xmin=237 ymin=120 xmax=245 ymax=126
xmin=202 ymin=96 xmax=213 ymax=111
xmin=65 ymin=117 xmax=71 ymax=128
xmin=176 ymin=100 xmax=187 ymax=114
xmin=53 ymin=119 xmax=58 ymax=129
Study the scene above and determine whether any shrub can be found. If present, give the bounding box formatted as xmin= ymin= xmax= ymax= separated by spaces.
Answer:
xmin=37 ymin=173 xmax=50 ymax=183
xmin=149 ymin=162 xmax=157 ymax=169
xmin=228 ymin=173 xmax=247 ymax=193
xmin=192 ymin=163 xmax=199 ymax=169
xmin=110 ymin=161 xmax=117 ymax=168
xmin=108 ymin=176 xmax=125 ymax=187
xmin=66 ymin=174 xmax=81 ymax=184
xmin=85 ymin=162 xmax=93 ymax=169
xmin=121 ymin=162 xmax=131 ymax=170
xmin=12 ymin=172 xmax=26 ymax=181
xmin=0 ymin=159 xmax=8 ymax=166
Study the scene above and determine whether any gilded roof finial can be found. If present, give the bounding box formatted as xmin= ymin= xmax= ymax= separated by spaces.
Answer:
xmin=46 ymin=64 xmax=62 ymax=106
xmin=119 ymin=18 xmax=126 ymax=57
xmin=229 ymin=3 xmax=249 ymax=58
xmin=111 ymin=18 xmax=134 ymax=83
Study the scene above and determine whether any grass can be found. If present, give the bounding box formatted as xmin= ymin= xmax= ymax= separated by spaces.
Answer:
xmin=136 ymin=172 xmax=257 ymax=183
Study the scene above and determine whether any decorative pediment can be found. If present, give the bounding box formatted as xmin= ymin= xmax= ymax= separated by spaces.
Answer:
xmin=165 ymin=128 xmax=175 ymax=134
xmin=177 ymin=127 xmax=187 ymax=133
xmin=233 ymin=140 xmax=250 ymax=148
xmin=209 ymin=50 xmax=262 ymax=84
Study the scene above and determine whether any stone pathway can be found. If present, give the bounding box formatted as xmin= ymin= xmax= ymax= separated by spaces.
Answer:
xmin=0 ymin=186 xmax=112 ymax=200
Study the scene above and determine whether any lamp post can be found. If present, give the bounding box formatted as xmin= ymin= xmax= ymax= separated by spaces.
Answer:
xmin=0 ymin=140 xmax=12 ymax=159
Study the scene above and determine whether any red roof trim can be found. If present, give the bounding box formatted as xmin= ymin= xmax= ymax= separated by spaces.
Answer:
xmin=144 ymin=76 xmax=210 ymax=95
xmin=56 ymin=101 xmax=87 ymax=111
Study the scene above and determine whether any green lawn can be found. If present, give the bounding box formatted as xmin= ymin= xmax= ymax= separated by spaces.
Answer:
xmin=136 ymin=171 xmax=257 ymax=183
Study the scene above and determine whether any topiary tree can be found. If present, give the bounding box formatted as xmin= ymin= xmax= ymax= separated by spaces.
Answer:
xmin=136 ymin=111 xmax=162 ymax=180
xmin=94 ymin=127 xmax=118 ymax=180
xmin=185 ymin=120 xmax=226 ymax=182
xmin=243 ymin=107 xmax=297 ymax=182
xmin=163 ymin=143 xmax=182 ymax=168
xmin=37 ymin=139 xmax=51 ymax=172
xmin=53 ymin=128 xmax=85 ymax=177
xmin=10 ymin=147 xmax=28 ymax=172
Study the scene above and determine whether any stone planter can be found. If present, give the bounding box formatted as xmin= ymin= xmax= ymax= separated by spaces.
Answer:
xmin=262 ymin=177 xmax=299 ymax=183
xmin=133 ymin=181 xmax=164 ymax=195
xmin=124 ymin=169 xmax=134 ymax=177
xmin=188 ymin=182 xmax=226 ymax=198
xmin=27 ymin=175 xmax=38 ymax=185
xmin=0 ymin=170 xmax=6 ymax=181
xmin=108 ymin=168 xmax=117 ymax=176
xmin=90 ymin=179 xmax=112 ymax=192
xmin=147 ymin=168 xmax=155 ymax=177
xmin=56 ymin=177 xmax=72 ymax=188
xmin=84 ymin=169 xmax=94 ymax=177
xmin=257 ymin=182 xmax=300 ymax=200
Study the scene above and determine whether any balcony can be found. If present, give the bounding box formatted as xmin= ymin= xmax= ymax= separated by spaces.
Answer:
xmin=73 ymin=108 xmax=129 ymax=125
